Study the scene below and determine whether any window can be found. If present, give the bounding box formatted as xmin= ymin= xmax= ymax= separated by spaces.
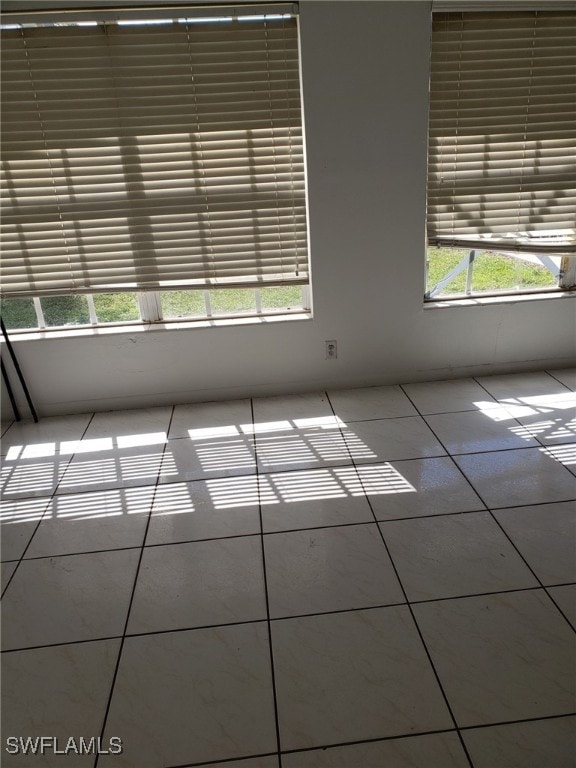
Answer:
xmin=0 ymin=4 xmax=310 ymax=331
xmin=426 ymin=9 xmax=576 ymax=300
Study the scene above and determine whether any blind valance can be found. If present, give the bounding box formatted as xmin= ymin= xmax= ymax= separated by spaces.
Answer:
xmin=1 ymin=9 xmax=309 ymax=297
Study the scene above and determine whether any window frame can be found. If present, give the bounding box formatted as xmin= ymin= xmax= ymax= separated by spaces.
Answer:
xmin=0 ymin=4 xmax=312 ymax=331
xmin=1 ymin=285 xmax=312 ymax=335
xmin=425 ymin=7 xmax=576 ymax=303
xmin=425 ymin=246 xmax=575 ymax=302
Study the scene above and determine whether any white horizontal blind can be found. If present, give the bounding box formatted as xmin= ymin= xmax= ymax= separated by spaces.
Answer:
xmin=427 ymin=10 xmax=576 ymax=255
xmin=1 ymin=11 xmax=308 ymax=297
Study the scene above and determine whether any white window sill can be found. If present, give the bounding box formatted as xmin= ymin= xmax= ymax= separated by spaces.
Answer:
xmin=1 ymin=311 xmax=313 ymax=342
xmin=424 ymin=290 xmax=575 ymax=309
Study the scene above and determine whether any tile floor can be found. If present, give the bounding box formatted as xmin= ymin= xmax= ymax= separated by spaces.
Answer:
xmin=1 ymin=369 xmax=575 ymax=767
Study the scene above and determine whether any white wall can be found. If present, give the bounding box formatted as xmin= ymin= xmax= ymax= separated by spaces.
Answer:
xmin=2 ymin=1 xmax=575 ymax=418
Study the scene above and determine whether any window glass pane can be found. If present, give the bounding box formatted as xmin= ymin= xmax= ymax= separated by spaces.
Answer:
xmin=93 ymin=293 xmax=140 ymax=323
xmin=0 ymin=297 xmax=37 ymax=330
xmin=41 ymin=296 xmax=90 ymax=327
xmin=161 ymin=291 xmax=206 ymax=319
xmin=426 ymin=247 xmax=558 ymax=299
xmin=426 ymin=248 xmax=469 ymax=297
xmin=260 ymin=285 xmax=303 ymax=310
xmin=210 ymin=289 xmax=255 ymax=315
xmin=471 ymin=252 xmax=557 ymax=294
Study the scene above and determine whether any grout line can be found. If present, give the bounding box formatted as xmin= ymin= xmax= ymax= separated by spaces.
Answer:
xmin=542 ymin=371 xmax=575 ymax=393
xmin=8 ymin=581 xmax=576 ymax=654
xmin=250 ymin=397 xmax=284 ymax=768
xmin=432 ymin=442 xmax=567 ymax=460
xmin=458 ymin=711 xmax=576 ymax=732
xmin=93 ymin=404 xmax=175 ymax=768
xmin=545 ymin=369 xmax=576 ymax=393
xmin=0 ymin=619 xmax=269 ymax=655
xmin=325 ymin=390 xmax=476 ymax=768
xmin=2 ymin=486 xmax=574 ymax=533
xmin=276 ymin=727 xmax=457 ymax=757
xmin=1 ymin=420 xmax=16 ymax=439
xmin=165 ymin=725 xmax=467 ymax=766
xmin=4 ymin=434 xmax=575 ymax=506
xmin=1 ymin=634 xmax=124 ymax=654
xmin=273 ymin=713 xmax=576 ymax=760
xmin=483 ymin=497 xmax=576 ymax=512
xmin=0 ymin=413 xmax=96 ymax=599
xmin=5 ymin=498 xmax=574 ymax=566
xmin=474 ymin=371 xmax=573 ymax=395
xmin=407 ymin=585 xmax=559 ymax=606
xmin=4 ymin=509 xmax=482 ymax=564
xmin=125 ymin=618 xmax=268 ymax=640
xmin=544 ymin=583 xmax=576 ymax=631
xmin=294 ymin=405 xmax=502 ymax=422
xmin=268 ymin=601 xmax=406 ymax=622
xmin=14 ymin=544 xmax=143 ymax=563
xmin=168 ymin=752 xmax=281 ymax=767
xmin=166 ymin=751 xmax=279 ymax=768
